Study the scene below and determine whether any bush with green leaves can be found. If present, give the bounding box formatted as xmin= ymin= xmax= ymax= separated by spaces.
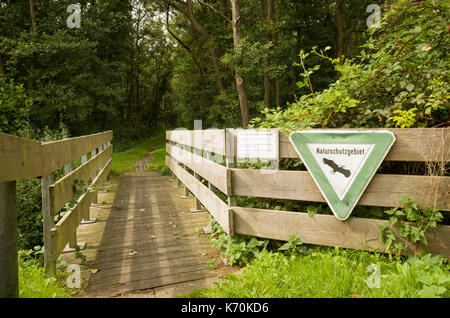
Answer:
xmin=377 ymin=196 xmax=444 ymax=256
xmin=252 ymin=0 xmax=449 ymax=131
xmin=208 ymin=219 xmax=269 ymax=266
xmin=0 ymin=76 xmax=32 ymax=134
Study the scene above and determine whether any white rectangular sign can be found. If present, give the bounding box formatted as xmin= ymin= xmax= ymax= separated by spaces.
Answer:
xmin=236 ymin=130 xmax=279 ymax=160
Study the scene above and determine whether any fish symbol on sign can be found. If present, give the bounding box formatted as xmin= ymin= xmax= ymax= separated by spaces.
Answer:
xmin=323 ymin=158 xmax=351 ymax=178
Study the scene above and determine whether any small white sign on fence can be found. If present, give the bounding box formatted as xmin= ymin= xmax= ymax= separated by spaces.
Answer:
xmin=236 ymin=130 xmax=279 ymax=161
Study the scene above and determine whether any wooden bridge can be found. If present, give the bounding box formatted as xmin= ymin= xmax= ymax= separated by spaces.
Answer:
xmin=0 ymin=128 xmax=449 ymax=297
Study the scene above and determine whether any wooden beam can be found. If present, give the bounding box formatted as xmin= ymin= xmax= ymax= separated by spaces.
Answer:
xmin=42 ymin=131 xmax=113 ymax=176
xmin=0 ymin=181 xmax=18 ymax=297
xmin=231 ymin=169 xmax=450 ymax=211
xmin=166 ymin=156 xmax=233 ymax=235
xmin=0 ymin=131 xmax=113 ymax=182
xmin=280 ymin=128 xmax=449 ymax=162
xmin=0 ymin=134 xmax=43 ymax=182
xmin=166 ymin=129 xmax=226 ymax=155
xmin=49 ymin=145 xmax=112 ymax=215
xmin=50 ymin=158 xmax=112 ymax=257
xmin=233 ymin=207 xmax=450 ymax=258
xmin=166 ymin=143 xmax=229 ymax=195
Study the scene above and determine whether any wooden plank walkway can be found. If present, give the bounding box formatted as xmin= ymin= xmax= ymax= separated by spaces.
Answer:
xmin=62 ymin=170 xmax=237 ymax=297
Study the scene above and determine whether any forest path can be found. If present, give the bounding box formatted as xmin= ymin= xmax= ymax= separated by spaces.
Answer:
xmin=62 ymin=147 xmax=237 ymax=298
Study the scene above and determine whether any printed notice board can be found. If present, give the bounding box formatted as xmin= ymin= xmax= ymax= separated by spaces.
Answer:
xmin=236 ymin=130 xmax=279 ymax=161
xmin=289 ymin=130 xmax=396 ymax=221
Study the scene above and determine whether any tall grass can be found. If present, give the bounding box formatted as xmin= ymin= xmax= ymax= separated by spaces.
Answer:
xmin=18 ymin=252 xmax=71 ymax=298
xmin=184 ymin=247 xmax=449 ymax=298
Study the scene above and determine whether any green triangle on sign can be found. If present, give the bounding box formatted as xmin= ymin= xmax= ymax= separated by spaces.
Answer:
xmin=289 ymin=130 xmax=396 ymax=221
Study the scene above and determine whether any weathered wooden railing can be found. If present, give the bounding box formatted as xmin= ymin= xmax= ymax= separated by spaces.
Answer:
xmin=166 ymin=128 xmax=449 ymax=259
xmin=0 ymin=131 xmax=112 ymax=297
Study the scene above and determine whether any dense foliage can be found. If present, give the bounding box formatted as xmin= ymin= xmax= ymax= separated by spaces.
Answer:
xmin=1 ymin=0 xmax=174 ymax=140
xmin=253 ymin=0 xmax=449 ymax=131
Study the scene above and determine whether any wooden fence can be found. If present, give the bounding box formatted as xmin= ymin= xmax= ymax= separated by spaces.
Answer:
xmin=0 ymin=131 xmax=112 ymax=297
xmin=166 ymin=128 xmax=450 ymax=259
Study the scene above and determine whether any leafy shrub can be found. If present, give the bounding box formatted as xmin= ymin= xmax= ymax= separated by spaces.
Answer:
xmin=377 ymin=196 xmax=444 ymax=256
xmin=17 ymin=178 xmax=43 ymax=251
xmin=0 ymin=76 xmax=32 ymax=134
xmin=252 ymin=1 xmax=449 ymax=131
xmin=208 ymin=219 xmax=269 ymax=266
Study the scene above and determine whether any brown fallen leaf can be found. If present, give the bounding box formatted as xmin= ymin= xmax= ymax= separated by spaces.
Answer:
xmin=129 ymin=250 xmax=138 ymax=256
xmin=421 ymin=44 xmax=432 ymax=51
xmin=150 ymin=235 xmax=156 ymax=238
xmin=147 ymin=224 xmax=153 ymax=227
xmin=127 ymin=216 xmax=134 ymax=220
xmin=90 ymin=269 xmax=99 ymax=274
xmin=139 ymin=208 xmax=145 ymax=212
xmin=172 ymin=225 xmax=177 ymax=228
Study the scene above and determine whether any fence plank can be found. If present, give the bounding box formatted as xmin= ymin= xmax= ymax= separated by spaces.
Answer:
xmin=280 ymin=128 xmax=449 ymax=162
xmin=166 ymin=156 xmax=233 ymax=235
xmin=166 ymin=143 xmax=229 ymax=195
xmin=231 ymin=169 xmax=450 ymax=211
xmin=51 ymin=158 xmax=112 ymax=256
xmin=49 ymin=145 xmax=112 ymax=215
xmin=41 ymin=131 xmax=113 ymax=176
xmin=0 ymin=131 xmax=112 ymax=182
xmin=166 ymin=129 xmax=226 ymax=155
xmin=233 ymin=207 xmax=450 ymax=258
xmin=0 ymin=134 xmax=44 ymax=182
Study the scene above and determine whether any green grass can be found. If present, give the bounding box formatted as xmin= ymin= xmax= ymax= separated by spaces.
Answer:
xmin=183 ymin=247 xmax=450 ymax=298
xmin=18 ymin=253 xmax=72 ymax=298
xmin=110 ymin=133 xmax=165 ymax=176
xmin=144 ymin=143 xmax=170 ymax=175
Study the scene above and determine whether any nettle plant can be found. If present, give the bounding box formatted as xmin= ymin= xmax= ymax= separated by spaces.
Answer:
xmin=377 ymin=196 xmax=444 ymax=256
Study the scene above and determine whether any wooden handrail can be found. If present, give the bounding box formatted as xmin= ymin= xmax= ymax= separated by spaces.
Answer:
xmin=0 ymin=131 xmax=113 ymax=296
xmin=166 ymin=128 xmax=450 ymax=260
xmin=0 ymin=131 xmax=113 ymax=182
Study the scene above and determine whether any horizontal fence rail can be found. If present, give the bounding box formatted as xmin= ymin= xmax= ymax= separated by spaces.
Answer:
xmin=0 ymin=131 xmax=113 ymax=297
xmin=166 ymin=128 xmax=450 ymax=259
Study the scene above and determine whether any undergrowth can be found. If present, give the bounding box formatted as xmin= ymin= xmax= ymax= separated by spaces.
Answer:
xmin=18 ymin=251 xmax=72 ymax=298
xmin=187 ymin=218 xmax=450 ymax=298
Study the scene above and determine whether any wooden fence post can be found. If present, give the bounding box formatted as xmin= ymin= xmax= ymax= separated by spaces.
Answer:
xmin=0 ymin=181 xmax=18 ymax=298
xmin=91 ymin=149 xmax=98 ymax=204
xmin=63 ymin=163 xmax=77 ymax=249
xmin=226 ymin=129 xmax=237 ymax=206
xmin=190 ymin=124 xmax=203 ymax=213
xmin=81 ymin=153 xmax=96 ymax=224
xmin=42 ymin=174 xmax=56 ymax=277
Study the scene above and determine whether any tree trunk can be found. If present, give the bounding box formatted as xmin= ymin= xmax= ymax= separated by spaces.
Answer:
xmin=335 ymin=0 xmax=344 ymax=63
xmin=28 ymin=0 xmax=36 ymax=97
xmin=264 ymin=0 xmax=274 ymax=108
xmin=185 ymin=0 xmax=225 ymax=92
xmin=166 ymin=10 xmax=207 ymax=88
xmin=231 ymin=0 xmax=249 ymax=127
xmin=275 ymin=78 xmax=280 ymax=107
xmin=0 ymin=54 xmax=5 ymax=75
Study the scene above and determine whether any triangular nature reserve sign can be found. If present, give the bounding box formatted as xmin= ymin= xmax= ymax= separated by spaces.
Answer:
xmin=289 ymin=130 xmax=396 ymax=221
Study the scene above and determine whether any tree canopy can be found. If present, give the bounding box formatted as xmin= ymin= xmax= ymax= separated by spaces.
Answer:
xmin=0 ymin=0 xmax=448 ymax=138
